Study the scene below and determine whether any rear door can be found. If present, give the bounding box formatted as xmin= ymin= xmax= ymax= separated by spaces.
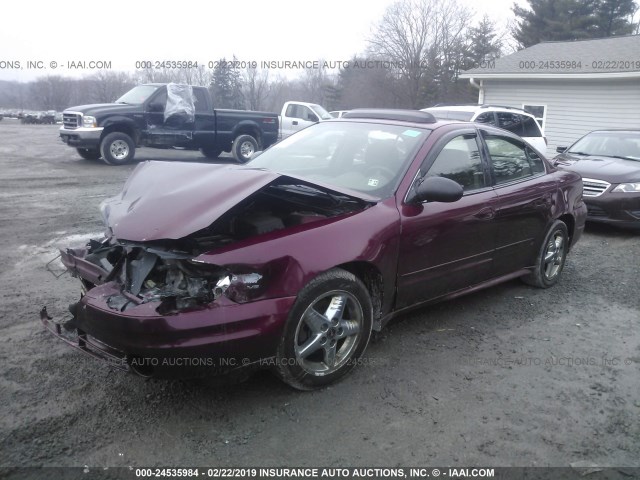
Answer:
xmin=192 ymin=87 xmax=216 ymax=148
xmin=396 ymin=129 xmax=499 ymax=308
xmin=480 ymin=129 xmax=557 ymax=276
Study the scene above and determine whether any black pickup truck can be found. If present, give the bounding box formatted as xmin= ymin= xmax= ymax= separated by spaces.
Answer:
xmin=59 ymin=84 xmax=279 ymax=165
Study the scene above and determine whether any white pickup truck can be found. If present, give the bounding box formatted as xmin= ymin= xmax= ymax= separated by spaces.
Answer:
xmin=279 ymin=101 xmax=333 ymax=138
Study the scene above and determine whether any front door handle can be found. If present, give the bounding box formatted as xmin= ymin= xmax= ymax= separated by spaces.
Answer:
xmin=292 ymin=120 xmax=298 ymax=125
xmin=474 ymin=207 xmax=495 ymax=220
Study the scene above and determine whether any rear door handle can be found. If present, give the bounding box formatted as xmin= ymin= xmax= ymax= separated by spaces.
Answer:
xmin=474 ymin=207 xmax=495 ymax=220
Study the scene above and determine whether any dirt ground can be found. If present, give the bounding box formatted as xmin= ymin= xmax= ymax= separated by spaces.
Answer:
xmin=0 ymin=123 xmax=639 ymax=472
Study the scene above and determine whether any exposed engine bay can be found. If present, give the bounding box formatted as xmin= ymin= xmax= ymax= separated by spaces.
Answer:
xmin=66 ymin=179 xmax=370 ymax=315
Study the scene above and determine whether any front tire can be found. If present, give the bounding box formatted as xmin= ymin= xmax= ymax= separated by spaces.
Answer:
xmin=522 ymin=220 xmax=569 ymax=288
xmin=76 ymin=148 xmax=101 ymax=160
xmin=100 ymin=132 xmax=135 ymax=166
xmin=275 ymin=268 xmax=373 ymax=390
xmin=232 ymin=134 xmax=258 ymax=163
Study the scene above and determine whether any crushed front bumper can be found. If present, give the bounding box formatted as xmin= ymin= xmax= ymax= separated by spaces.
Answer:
xmin=40 ymin=306 xmax=130 ymax=372
xmin=40 ymin=287 xmax=296 ymax=377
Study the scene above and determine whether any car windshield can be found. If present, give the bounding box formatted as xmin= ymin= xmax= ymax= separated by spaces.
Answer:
xmin=116 ymin=85 xmax=159 ymax=104
xmin=249 ymin=121 xmax=430 ymax=198
xmin=568 ymin=132 xmax=640 ymax=161
xmin=310 ymin=104 xmax=333 ymax=120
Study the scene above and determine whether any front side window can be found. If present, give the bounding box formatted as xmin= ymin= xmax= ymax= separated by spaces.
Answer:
xmin=425 ymin=135 xmax=486 ymax=191
xmin=483 ymin=134 xmax=545 ymax=184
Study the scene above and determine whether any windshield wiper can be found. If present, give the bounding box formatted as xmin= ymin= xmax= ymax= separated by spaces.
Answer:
xmin=567 ymin=151 xmax=590 ymax=156
xmin=609 ymin=155 xmax=640 ymax=162
xmin=271 ymin=184 xmax=344 ymax=206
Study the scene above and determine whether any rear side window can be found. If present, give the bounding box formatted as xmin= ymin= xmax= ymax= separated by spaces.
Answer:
xmin=496 ymin=112 xmax=523 ymax=135
xmin=521 ymin=115 xmax=542 ymax=137
xmin=285 ymin=104 xmax=298 ymax=118
xmin=483 ymin=133 xmax=545 ymax=185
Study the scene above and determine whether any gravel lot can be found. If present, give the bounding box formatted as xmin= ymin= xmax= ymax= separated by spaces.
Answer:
xmin=1 ymin=123 xmax=639 ymax=473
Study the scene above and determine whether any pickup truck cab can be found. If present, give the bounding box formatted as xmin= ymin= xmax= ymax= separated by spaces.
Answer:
xmin=60 ymin=84 xmax=279 ymax=165
xmin=280 ymin=101 xmax=332 ymax=139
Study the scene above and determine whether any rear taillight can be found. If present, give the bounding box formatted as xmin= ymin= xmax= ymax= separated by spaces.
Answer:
xmin=262 ymin=118 xmax=276 ymax=124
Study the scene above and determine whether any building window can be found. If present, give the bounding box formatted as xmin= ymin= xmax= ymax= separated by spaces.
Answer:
xmin=522 ymin=105 xmax=546 ymax=131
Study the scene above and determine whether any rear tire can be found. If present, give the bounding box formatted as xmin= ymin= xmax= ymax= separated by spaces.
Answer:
xmin=275 ymin=268 xmax=373 ymax=390
xmin=522 ymin=220 xmax=569 ymax=288
xmin=200 ymin=147 xmax=222 ymax=159
xmin=232 ymin=134 xmax=258 ymax=163
xmin=100 ymin=132 xmax=135 ymax=166
xmin=76 ymin=148 xmax=101 ymax=161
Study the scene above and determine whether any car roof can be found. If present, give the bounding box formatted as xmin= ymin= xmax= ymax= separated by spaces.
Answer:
xmin=332 ymin=109 xmax=478 ymax=130
xmin=343 ymin=109 xmax=438 ymax=124
xmin=423 ymin=104 xmax=533 ymax=116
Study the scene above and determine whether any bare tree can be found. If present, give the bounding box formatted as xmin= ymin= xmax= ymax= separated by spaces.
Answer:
xmin=367 ymin=0 xmax=473 ymax=108
xmin=90 ymin=71 xmax=136 ymax=103
xmin=29 ymin=76 xmax=73 ymax=111
xmin=243 ymin=67 xmax=270 ymax=110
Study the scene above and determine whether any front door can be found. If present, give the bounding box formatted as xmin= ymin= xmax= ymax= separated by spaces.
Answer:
xmin=144 ymin=86 xmax=195 ymax=147
xmin=396 ymin=130 xmax=499 ymax=308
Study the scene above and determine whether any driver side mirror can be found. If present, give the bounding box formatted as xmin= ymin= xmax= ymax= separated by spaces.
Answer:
xmin=411 ymin=176 xmax=464 ymax=204
xmin=148 ymin=102 xmax=164 ymax=113
xmin=556 ymin=146 xmax=567 ymax=153
xmin=308 ymin=113 xmax=319 ymax=123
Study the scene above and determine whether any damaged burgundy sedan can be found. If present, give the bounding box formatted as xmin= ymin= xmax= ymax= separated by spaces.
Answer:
xmin=42 ymin=109 xmax=587 ymax=389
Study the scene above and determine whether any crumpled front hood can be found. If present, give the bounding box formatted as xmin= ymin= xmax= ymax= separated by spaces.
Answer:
xmin=102 ymin=161 xmax=281 ymax=241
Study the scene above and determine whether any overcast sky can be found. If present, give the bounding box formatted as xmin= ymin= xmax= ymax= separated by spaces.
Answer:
xmin=0 ymin=0 xmax=525 ymax=82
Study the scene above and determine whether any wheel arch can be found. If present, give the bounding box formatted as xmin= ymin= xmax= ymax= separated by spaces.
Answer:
xmin=557 ymin=213 xmax=575 ymax=250
xmin=232 ymin=121 xmax=262 ymax=147
xmin=336 ymin=261 xmax=384 ymax=331
xmin=100 ymin=120 xmax=139 ymax=145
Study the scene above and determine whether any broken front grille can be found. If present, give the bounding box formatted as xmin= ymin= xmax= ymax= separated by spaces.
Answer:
xmin=582 ymin=178 xmax=610 ymax=197
xmin=62 ymin=112 xmax=80 ymax=129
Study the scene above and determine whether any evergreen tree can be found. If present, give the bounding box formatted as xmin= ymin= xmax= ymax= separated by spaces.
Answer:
xmin=594 ymin=0 xmax=638 ymax=36
xmin=512 ymin=0 xmax=638 ymax=48
xmin=467 ymin=16 xmax=503 ymax=66
xmin=210 ymin=56 xmax=245 ymax=109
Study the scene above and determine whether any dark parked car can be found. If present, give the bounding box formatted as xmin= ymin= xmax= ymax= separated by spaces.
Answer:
xmin=555 ymin=130 xmax=640 ymax=229
xmin=42 ymin=109 xmax=587 ymax=389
